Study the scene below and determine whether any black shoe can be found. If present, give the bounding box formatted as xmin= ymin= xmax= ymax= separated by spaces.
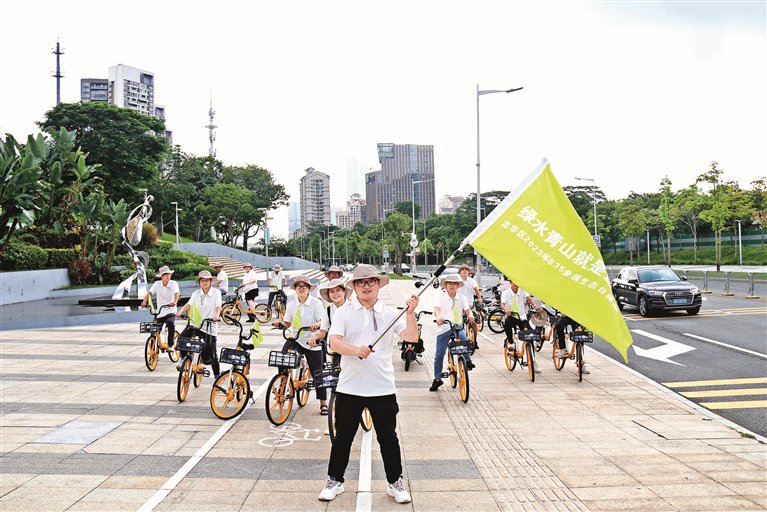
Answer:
xmin=473 ymin=342 xmax=479 ymax=350
xmin=247 ymin=315 xmax=257 ymax=322
xmin=429 ymin=379 xmax=443 ymax=392
xmin=466 ymin=361 xmax=476 ymax=370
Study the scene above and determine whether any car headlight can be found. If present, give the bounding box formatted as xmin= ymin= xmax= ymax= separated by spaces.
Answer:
xmin=645 ymin=289 xmax=664 ymax=297
xmin=690 ymin=287 xmax=699 ymax=294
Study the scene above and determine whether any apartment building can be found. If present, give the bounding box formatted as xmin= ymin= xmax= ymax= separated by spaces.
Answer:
xmin=299 ymin=167 xmax=331 ymax=235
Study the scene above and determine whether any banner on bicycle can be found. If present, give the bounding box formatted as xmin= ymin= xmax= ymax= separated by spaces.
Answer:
xmin=463 ymin=159 xmax=632 ymax=361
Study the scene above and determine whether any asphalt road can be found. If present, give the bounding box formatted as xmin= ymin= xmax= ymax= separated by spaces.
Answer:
xmin=590 ymin=294 xmax=767 ymax=438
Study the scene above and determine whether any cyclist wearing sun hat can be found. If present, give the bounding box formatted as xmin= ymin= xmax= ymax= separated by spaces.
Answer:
xmin=141 ymin=265 xmax=180 ymax=348
xmin=431 ymin=273 xmax=475 ymax=392
xmin=267 ymin=263 xmax=287 ymax=310
xmin=212 ymin=262 xmax=229 ymax=297
xmin=238 ymin=262 xmax=259 ymax=322
xmin=317 ymin=278 xmax=352 ymax=367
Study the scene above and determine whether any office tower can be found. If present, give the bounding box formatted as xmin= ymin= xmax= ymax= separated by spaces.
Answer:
xmin=288 ymin=202 xmax=301 ymax=237
xmin=299 ymin=167 xmax=330 ymax=235
xmin=80 ymin=78 xmax=108 ymax=102
xmin=336 ymin=193 xmax=364 ymax=229
xmin=367 ymin=143 xmax=436 ymax=223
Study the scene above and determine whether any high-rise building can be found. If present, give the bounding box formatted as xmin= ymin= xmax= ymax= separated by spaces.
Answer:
xmin=299 ymin=167 xmax=330 ymax=235
xmin=288 ymin=202 xmax=301 ymax=237
xmin=366 ymin=143 xmax=436 ymax=223
xmin=365 ymin=171 xmax=382 ymax=223
xmin=438 ymin=195 xmax=465 ymax=215
xmin=80 ymin=78 xmax=108 ymax=102
xmin=108 ymin=64 xmax=156 ymax=117
xmin=336 ymin=193 xmax=365 ymax=230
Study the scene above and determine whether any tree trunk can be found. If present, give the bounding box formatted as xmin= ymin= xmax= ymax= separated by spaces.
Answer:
xmin=715 ymin=230 xmax=722 ymax=271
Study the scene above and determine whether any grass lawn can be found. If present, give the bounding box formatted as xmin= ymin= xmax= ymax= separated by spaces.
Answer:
xmin=160 ymin=233 xmax=197 ymax=244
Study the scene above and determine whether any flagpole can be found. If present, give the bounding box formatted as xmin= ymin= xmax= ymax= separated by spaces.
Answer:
xmin=365 ymin=243 xmax=466 ymax=351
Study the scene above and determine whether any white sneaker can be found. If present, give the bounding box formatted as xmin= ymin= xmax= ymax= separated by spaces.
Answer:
xmin=555 ymin=349 xmax=568 ymax=358
xmin=319 ymin=479 xmax=344 ymax=501
xmin=387 ymin=477 xmax=411 ymax=503
xmin=581 ymin=363 xmax=590 ymax=374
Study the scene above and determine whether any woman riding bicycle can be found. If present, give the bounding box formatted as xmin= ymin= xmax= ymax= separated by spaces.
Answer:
xmin=317 ymin=278 xmax=352 ymax=368
xmin=140 ymin=265 xmax=179 ymax=348
xmin=266 ymin=263 xmax=287 ymax=311
xmin=431 ymin=273 xmax=475 ymax=392
xmin=175 ymin=270 xmax=222 ymax=383
xmin=500 ymin=277 xmax=542 ymax=373
xmin=272 ymin=275 xmax=328 ymax=415
xmin=554 ymin=314 xmax=590 ymax=374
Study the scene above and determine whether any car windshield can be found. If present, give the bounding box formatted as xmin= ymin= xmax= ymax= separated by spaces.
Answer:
xmin=637 ymin=268 xmax=681 ymax=283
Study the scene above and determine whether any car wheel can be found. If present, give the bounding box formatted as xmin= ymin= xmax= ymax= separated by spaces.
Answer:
xmin=686 ymin=307 xmax=700 ymax=315
xmin=638 ymin=296 xmax=652 ymax=317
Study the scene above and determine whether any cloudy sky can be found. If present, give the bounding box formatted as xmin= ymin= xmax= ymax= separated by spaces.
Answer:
xmin=2 ymin=1 xmax=765 ymax=238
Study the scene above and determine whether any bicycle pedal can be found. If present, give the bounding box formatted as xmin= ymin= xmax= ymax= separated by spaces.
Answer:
xmin=202 ymin=369 xmax=211 ymax=378
xmin=440 ymin=372 xmax=450 ymax=378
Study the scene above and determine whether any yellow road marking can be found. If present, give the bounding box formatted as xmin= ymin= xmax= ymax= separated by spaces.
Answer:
xmin=663 ymin=377 xmax=767 ymax=388
xmin=680 ymin=388 xmax=767 ymax=398
xmin=703 ymin=400 xmax=767 ymax=410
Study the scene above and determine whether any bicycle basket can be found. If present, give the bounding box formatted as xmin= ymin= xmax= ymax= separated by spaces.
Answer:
xmin=570 ymin=331 xmax=593 ymax=343
xmin=517 ymin=329 xmax=541 ymax=342
xmin=268 ymin=351 xmax=301 ymax=368
xmin=177 ymin=337 xmax=204 ymax=353
xmin=139 ymin=322 xmax=163 ymax=334
xmin=448 ymin=342 xmax=470 ymax=355
xmin=313 ymin=367 xmax=340 ymax=390
xmin=219 ymin=347 xmax=250 ymax=366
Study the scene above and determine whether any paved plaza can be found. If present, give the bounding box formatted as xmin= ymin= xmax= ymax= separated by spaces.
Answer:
xmin=1 ymin=279 xmax=765 ymax=511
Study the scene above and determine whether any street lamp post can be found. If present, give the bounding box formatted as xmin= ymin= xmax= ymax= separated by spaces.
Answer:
xmin=170 ymin=202 xmax=182 ymax=245
xmin=410 ymin=177 xmax=434 ymax=274
xmin=263 ymin=215 xmax=274 ymax=283
xmin=735 ymin=220 xmax=743 ymax=265
xmin=574 ymin=177 xmax=598 ymax=238
xmin=476 ymin=84 xmax=523 ymax=282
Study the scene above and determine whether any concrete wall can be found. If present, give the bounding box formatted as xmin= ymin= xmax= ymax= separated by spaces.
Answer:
xmin=0 ymin=268 xmax=71 ymax=306
xmin=172 ymin=243 xmax=319 ymax=270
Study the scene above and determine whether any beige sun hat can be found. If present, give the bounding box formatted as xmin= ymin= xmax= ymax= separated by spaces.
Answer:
xmin=529 ymin=308 xmax=549 ymax=328
xmin=441 ymin=273 xmax=465 ymax=287
xmin=273 ymin=264 xmax=282 ymax=271
xmin=325 ymin=265 xmax=343 ymax=278
xmin=155 ymin=265 xmax=174 ymax=278
xmin=319 ymin=278 xmax=352 ymax=302
xmin=346 ymin=264 xmax=389 ymax=290
xmin=212 ymin=262 xmax=224 ymax=268
xmin=242 ymin=262 xmax=253 ymax=269
xmin=290 ymin=275 xmax=318 ymax=292
xmin=195 ymin=270 xmax=214 ymax=284
xmin=458 ymin=263 xmax=472 ymax=272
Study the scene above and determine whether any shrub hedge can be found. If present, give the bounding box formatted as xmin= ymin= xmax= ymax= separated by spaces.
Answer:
xmin=0 ymin=241 xmax=49 ymax=271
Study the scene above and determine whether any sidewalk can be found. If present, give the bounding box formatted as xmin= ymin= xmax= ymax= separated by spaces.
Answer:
xmin=0 ymin=279 xmax=764 ymax=511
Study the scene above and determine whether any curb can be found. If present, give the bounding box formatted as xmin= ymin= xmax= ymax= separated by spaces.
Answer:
xmin=0 ymin=310 xmax=147 ymax=331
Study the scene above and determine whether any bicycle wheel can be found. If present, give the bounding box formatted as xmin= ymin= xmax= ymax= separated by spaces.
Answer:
xmin=193 ymin=354 xmax=203 ymax=388
xmin=525 ymin=342 xmax=535 ymax=382
xmin=553 ymin=342 xmax=566 ymax=371
xmin=145 ymin=335 xmax=159 ymax=371
xmin=221 ymin=303 xmax=240 ymax=325
xmin=404 ymin=350 xmax=413 ymax=372
xmin=296 ymin=364 xmax=311 ymax=407
xmin=576 ymin=343 xmax=584 ymax=382
xmin=504 ymin=340 xmax=517 ymax=371
xmin=210 ymin=371 xmax=250 ymax=420
xmin=360 ymin=407 xmax=373 ymax=431
xmin=265 ymin=373 xmax=294 ymax=425
xmin=448 ymin=353 xmax=457 ymax=388
xmin=476 ymin=311 xmax=485 ymax=333
xmin=254 ymin=304 xmax=272 ymax=323
xmin=458 ymin=357 xmax=470 ymax=403
xmin=277 ymin=302 xmax=286 ymax=321
xmin=327 ymin=393 xmax=337 ymax=444
xmin=487 ymin=309 xmax=505 ymax=334
xmin=467 ymin=325 xmax=477 ymax=354
xmin=168 ymin=332 xmax=180 ymax=362
xmin=177 ymin=357 xmax=192 ymax=402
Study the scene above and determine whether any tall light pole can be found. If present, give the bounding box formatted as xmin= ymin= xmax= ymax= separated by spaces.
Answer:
xmin=575 ymin=177 xmax=598 ymax=239
xmin=735 ymin=220 xmax=743 ymax=265
xmin=410 ymin=177 xmax=434 ymax=273
xmin=263 ymin=215 xmax=274 ymax=282
xmin=171 ymin=201 xmax=182 ymax=244
xmin=476 ymin=85 xmax=523 ymax=280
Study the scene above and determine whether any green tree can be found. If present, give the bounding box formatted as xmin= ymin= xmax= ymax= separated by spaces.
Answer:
xmin=564 ymin=185 xmax=606 ymax=224
xmin=658 ymin=176 xmax=679 ymax=265
xmin=383 ymin=212 xmax=411 ymax=274
xmin=394 ymin=201 xmax=420 ymax=221
xmin=0 ymin=134 xmax=44 ymax=253
xmin=40 ymin=102 xmax=168 ymax=205
xmin=618 ymin=203 xmax=647 ymax=265
xmin=674 ymin=183 xmax=705 ymax=262
xmin=749 ymin=177 xmax=767 ymax=247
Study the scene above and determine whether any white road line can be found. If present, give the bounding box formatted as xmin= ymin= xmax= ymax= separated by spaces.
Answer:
xmin=682 ymin=333 xmax=767 ymax=359
xmin=138 ymin=377 xmax=270 ymax=512
xmin=355 ymin=429 xmax=373 ymax=512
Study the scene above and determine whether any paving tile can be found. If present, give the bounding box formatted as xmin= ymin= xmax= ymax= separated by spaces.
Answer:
xmin=241 ymin=490 xmax=333 ymax=511
xmin=580 ymin=497 xmax=677 ymax=511
xmin=663 ymin=494 xmax=764 ymax=510
xmin=569 ymin=484 xmax=657 ymax=501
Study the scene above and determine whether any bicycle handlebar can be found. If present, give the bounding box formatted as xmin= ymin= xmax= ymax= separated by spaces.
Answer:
xmin=397 ymin=307 xmax=432 ymax=321
xmin=434 ymin=319 xmax=464 ymax=332
xmin=279 ymin=325 xmax=312 ymax=342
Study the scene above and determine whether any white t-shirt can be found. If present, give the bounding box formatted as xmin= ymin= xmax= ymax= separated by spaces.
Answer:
xmin=242 ymin=269 xmax=259 ymax=293
xmin=149 ymin=280 xmax=180 ymax=318
xmin=187 ymin=287 xmax=222 ymax=336
xmin=458 ymin=276 xmax=479 ymax=306
xmin=320 ymin=301 xmax=346 ymax=331
xmin=283 ymin=295 xmax=325 ymax=351
xmin=434 ymin=290 xmax=470 ymax=335
xmin=270 ymin=271 xmax=287 ymax=291
xmin=216 ymin=270 xmax=229 ymax=295
xmin=328 ymin=297 xmax=407 ymax=397
xmin=501 ymin=287 xmax=531 ymax=319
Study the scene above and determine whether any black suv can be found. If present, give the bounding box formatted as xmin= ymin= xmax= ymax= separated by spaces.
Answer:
xmin=611 ymin=266 xmax=702 ymax=317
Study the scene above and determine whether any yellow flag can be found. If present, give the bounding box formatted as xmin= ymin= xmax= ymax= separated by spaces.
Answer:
xmin=465 ymin=159 xmax=633 ymax=361
xmin=147 ymin=294 xmax=155 ymax=313
xmin=251 ymin=321 xmax=264 ymax=346
xmin=188 ymin=302 xmax=203 ymax=328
